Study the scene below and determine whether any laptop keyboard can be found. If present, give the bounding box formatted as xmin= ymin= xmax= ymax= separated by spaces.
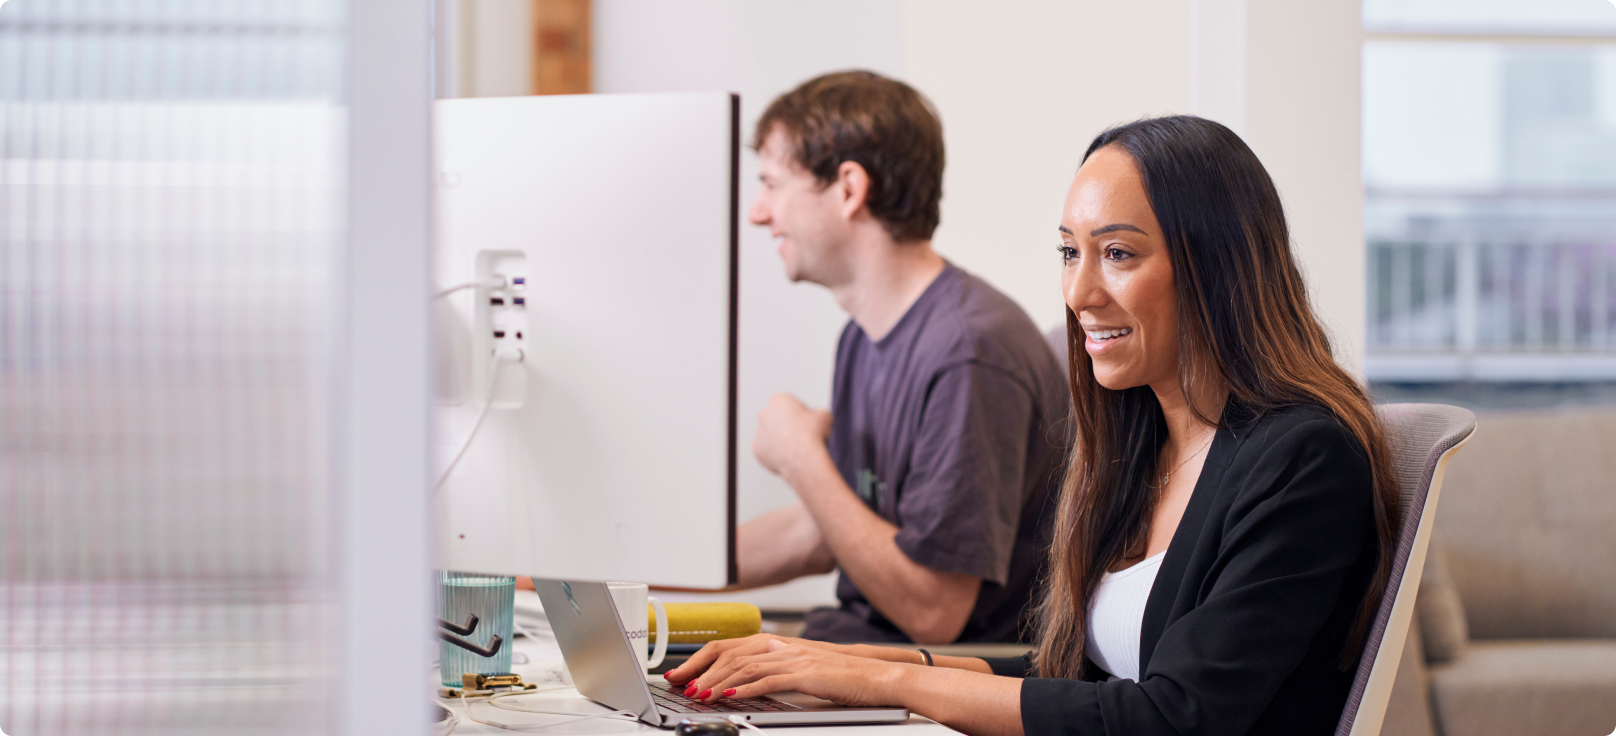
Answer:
xmin=648 ymin=680 xmax=801 ymax=713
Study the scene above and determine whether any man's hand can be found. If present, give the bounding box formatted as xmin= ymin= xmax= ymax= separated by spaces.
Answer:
xmin=752 ymin=392 xmax=833 ymax=483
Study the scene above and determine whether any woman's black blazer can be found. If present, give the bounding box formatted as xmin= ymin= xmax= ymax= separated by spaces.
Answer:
xmin=984 ymin=400 xmax=1379 ymax=736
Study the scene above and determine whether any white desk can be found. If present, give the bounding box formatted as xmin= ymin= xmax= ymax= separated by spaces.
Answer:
xmin=436 ymin=630 xmax=963 ymax=734
xmin=439 ymin=690 xmax=960 ymax=734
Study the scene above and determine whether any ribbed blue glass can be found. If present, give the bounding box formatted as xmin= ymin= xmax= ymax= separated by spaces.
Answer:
xmin=437 ymin=571 xmax=516 ymax=686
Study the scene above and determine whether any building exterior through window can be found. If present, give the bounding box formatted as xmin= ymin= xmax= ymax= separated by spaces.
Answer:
xmin=1364 ymin=0 xmax=1616 ymax=395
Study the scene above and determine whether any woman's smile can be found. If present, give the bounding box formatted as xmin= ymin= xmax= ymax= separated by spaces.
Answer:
xmin=1083 ymin=325 xmax=1135 ymax=355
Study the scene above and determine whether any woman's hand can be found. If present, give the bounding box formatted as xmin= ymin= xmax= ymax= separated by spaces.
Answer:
xmin=676 ymin=638 xmax=904 ymax=707
xmin=666 ymin=634 xmax=1025 ymax=735
xmin=662 ymin=634 xmax=841 ymax=689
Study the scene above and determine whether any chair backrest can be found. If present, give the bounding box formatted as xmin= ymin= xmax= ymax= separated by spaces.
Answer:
xmin=1335 ymin=404 xmax=1477 ymax=736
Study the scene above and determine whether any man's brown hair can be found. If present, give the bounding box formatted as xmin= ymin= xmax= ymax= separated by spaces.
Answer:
xmin=754 ymin=70 xmax=944 ymax=243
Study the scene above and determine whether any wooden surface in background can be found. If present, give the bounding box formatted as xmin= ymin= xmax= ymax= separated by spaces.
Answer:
xmin=532 ymin=0 xmax=590 ymax=95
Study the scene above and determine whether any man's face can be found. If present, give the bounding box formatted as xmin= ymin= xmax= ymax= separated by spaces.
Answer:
xmin=748 ymin=129 xmax=852 ymax=287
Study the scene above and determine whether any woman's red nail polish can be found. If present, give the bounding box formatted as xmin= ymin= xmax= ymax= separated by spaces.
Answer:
xmin=685 ymin=684 xmax=697 ymax=696
xmin=697 ymin=689 xmax=712 ymax=700
xmin=723 ymin=688 xmax=737 ymax=697
xmin=662 ymin=672 xmax=674 ymax=680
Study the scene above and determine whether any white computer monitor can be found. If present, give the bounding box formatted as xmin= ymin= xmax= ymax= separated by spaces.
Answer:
xmin=431 ymin=92 xmax=738 ymax=588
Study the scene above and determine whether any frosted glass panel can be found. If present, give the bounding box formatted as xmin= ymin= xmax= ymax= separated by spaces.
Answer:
xmin=0 ymin=0 xmax=347 ymax=732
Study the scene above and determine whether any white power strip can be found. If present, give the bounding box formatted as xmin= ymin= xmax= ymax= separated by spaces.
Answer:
xmin=473 ymin=249 xmax=529 ymax=409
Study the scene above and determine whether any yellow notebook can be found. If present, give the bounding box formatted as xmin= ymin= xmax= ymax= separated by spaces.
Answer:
xmin=648 ymin=602 xmax=762 ymax=644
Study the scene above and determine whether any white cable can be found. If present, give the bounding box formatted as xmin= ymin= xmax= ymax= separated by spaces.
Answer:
xmin=484 ymin=686 xmax=603 ymax=712
xmin=434 ymin=276 xmax=507 ymax=300
xmin=434 ymin=702 xmax=460 ymax=736
xmin=433 ymin=358 xmax=502 ymax=496
xmin=434 ymin=349 xmax=522 ymax=496
xmin=728 ymin=714 xmax=767 ymax=732
xmin=458 ymin=689 xmax=643 ymax=733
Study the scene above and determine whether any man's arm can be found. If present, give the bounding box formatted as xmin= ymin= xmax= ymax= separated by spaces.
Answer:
xmin=754 ymin=394 xmax=981 ymax=645
xmin=786 ymin=453 xmax=982 ymax=644
xmin=734 ymin=503 xmax=836 ymax=589
xmin=652 ymin=505 xmax=833 ymax=594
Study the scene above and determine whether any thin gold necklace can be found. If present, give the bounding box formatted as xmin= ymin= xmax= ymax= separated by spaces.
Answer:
xmin=1160 ymin=430 xmax=1216 ymax=487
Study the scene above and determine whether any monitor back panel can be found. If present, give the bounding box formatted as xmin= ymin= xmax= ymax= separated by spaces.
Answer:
xmin=433 ymin=93 xmax=738 ymax=588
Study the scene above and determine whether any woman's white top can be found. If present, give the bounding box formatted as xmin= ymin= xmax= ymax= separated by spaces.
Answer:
xmin=1086 ymin=551 xmax=1166 ymax=682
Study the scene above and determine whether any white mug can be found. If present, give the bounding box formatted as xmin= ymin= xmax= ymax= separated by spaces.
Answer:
xmin=607 ymin=581 xmax=668 ymax=671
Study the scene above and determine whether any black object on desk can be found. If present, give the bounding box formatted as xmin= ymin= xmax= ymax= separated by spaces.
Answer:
xmin=675 ymin=716 xmax=740 ymax=735
xmin=437 ymin=614 xmax=503 ymax=658
xmin=439 ymin=614 xmax=480 ymax=636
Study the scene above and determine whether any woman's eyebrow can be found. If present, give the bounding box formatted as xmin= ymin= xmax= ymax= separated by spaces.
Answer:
xmin=1091 ymin=223 xmax=1147 ymax=236
xmin=1057 ymin=224 xmax=1149 ymax=236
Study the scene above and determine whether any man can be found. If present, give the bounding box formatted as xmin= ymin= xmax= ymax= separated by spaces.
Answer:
xmin=738 ymin=70 xmax=1069 ymax=645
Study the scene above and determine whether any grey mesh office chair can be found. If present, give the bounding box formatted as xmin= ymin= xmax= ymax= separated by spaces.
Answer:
xmin=1335 ymin=404 xmax=1477 ymax=736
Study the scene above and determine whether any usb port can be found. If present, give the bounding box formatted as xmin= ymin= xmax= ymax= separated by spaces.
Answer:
xmin=512 ymin=297 xmax=526 ymax=306
xmin=512 ymin=277 xmax=526 ymax=286
xmin=493 ymin=330 xmax=506 ymax=338
xmin=490 ymin=297 xmax=505 ymax=306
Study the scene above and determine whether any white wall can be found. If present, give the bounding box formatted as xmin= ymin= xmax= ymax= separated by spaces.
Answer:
xmin=903 ymin=0 xmax=1193 ymax=332
xmin=916 ymin=0 xmax=1365 ymax=369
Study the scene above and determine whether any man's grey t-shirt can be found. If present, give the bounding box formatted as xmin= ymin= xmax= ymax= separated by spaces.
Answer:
xmin=802 ymin=263 xmax=1070 ymax=644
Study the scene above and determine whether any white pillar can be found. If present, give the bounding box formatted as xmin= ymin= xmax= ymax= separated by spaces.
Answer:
xmin=1253 ymin=0 xmax=1365 ymax=376
xmin=344 ymin=1 xmax=434 ymax=733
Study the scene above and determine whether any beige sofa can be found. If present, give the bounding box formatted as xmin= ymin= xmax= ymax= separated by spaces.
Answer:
xmin=1381 ymin=408 xmax=1616 ymax=736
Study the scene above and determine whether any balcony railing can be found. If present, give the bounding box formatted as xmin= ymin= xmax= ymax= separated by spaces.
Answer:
xmin=1366 ymin=231 xmax=1616 ymax=381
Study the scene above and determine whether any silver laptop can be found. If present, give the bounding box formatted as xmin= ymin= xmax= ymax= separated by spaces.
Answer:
xmin=534 ymin=579 xmax=910 ymax=728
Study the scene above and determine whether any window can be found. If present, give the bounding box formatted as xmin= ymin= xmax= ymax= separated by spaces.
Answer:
xmin=1363 ymin=0 xmax=1616 ymax=388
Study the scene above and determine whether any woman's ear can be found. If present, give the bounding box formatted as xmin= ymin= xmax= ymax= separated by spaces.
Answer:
xmin=834 ymin=160 xmax=872 ymax=221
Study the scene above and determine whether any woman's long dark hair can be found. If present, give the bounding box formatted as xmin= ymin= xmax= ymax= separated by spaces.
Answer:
xmin=1032 ymin=116 xmax=1399 ymax=679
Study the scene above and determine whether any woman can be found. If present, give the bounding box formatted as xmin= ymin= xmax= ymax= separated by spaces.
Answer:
xmin=665 ymin=115 xmax=1399 ymax=736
